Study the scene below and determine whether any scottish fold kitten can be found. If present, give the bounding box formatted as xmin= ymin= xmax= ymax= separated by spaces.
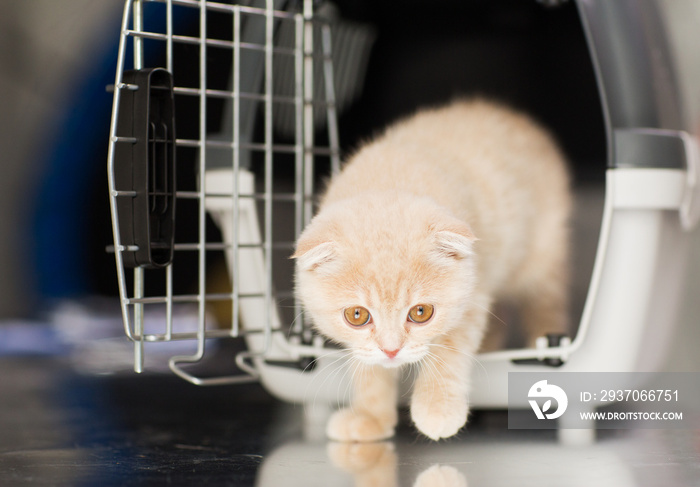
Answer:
xmin=293 ymin=99 xmax=570 ymax=441
xmin=328 ymin=442 xmax=467 ymax=487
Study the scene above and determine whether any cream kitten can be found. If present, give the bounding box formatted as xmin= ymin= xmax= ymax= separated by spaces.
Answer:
xmin=328 ymin=442 xmax=468 ymax=487
xmin=292 ymin=99 xmax=570 ymax=441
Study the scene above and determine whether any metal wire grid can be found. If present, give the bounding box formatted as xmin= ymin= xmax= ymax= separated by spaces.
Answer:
xmin=107 ymin=0 xmax=340 ymax=384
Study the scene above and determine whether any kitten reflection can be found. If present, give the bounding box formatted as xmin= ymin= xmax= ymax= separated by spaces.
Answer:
xmin=415 ymin=465 xmax=467 ymax=487
xmin=327 ymin=442 xmax=467 ymax=487
xmin=327 ymin=442 xmax=398 ymax=486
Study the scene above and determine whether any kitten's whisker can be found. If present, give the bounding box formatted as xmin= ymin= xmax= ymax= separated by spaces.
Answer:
xmin=304 ymin=354 xmax=348 ymax=417
xmin=304 ymin=349 xmax=352 ymax=414
xmin=332 ymin=352 xmax=360 ymax=412
xmin=426 ymin=343 xmax=465 ymax=365
xmin=417 ymin=359 xmax=434 ymax=399
xmin=401 ymin=363 xmax=415 ymax=385
xmin=400 ymin=364 xmax=415 ymax=400
xmin=427 ymin=359 xmax=446 ymax=400
xmin=420 ymin=352 xmax=447 ymax=399
xmin=469 ymin=300 xmax=507 ymax=327
xmin=470 ymin=354 xmax=489 ymax=381
xmin=342 ymin=358 xmax=358 ymax=412
xmin=345 ymin=358 xmax=365 ymax=414
xmin=284 ymin=309 xmax=308 ymax=340
xmin=427 ymin=342 xmax=489 ymax=379
xmin=427 ymin=350 xmax=449 ymax=375
xmin=329 ymin=357 xmax=352 ymax=414
xmin=302 ymin=348 xmax=346 ymax=373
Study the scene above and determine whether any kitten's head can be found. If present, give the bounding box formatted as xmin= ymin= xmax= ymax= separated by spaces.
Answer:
xmin=292 ymin=192 xmax=477 ymax=368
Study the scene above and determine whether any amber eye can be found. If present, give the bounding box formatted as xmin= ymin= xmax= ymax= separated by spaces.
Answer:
xmin=344 ymin=307 xmax=372 ymax=327
xmin=407 ymin=304 xmax=434 ymax=324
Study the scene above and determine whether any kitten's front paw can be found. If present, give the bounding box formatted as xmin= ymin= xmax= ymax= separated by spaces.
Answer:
xmin=410 ymin=395 xmax=467 ymax=441
xmin=327 ymin=408 xmax=396 ymax=442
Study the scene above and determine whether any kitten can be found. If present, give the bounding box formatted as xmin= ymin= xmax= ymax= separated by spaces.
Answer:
xmin=292 ymin=99 xmax=571 ymax=441
xmin=328 ymin=442 xmax=467 ymax=487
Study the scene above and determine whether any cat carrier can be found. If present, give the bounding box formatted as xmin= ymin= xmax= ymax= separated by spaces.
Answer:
xmin=107 ymin=0 xmax=700 ymax=432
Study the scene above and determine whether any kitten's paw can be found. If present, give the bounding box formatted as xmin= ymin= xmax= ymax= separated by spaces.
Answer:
xmin=327 ymin=441 xmax=395 ymax=472
xmin=410 ymin=396 xmax=467 ymax=441
xmin=327 ymin=408 xmax=396 ymax=442
xmin=414 ymin=465 xmax=467 ymax=487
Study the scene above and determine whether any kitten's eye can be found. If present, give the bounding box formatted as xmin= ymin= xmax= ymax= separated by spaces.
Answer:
xmin=344 ymin=306 xmax=372 ymax=327
xmin=407 ymin=304 xmax=434 ymax=324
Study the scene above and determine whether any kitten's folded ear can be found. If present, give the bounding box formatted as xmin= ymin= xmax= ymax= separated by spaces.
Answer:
xmin=291 ymin=219 xmax=338 ymax=271
xmin=431 ymin=218 xmax=477 ymax=260
xmin=291 ymin=239 xmax=336 ymax=271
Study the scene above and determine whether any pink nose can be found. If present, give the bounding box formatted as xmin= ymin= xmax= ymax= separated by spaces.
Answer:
xmin=383 ymin=349 xmax=400 ymax=359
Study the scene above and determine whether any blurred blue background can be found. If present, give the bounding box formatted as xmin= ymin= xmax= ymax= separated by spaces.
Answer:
xmin=0 ymin=0 xmax=124 ymax=318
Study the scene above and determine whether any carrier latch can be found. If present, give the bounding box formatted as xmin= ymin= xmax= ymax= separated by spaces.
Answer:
xmin=114 ymin=68 xmax=176 ymax=269
xmin=512 ymin=333 xmax=571 ymax=367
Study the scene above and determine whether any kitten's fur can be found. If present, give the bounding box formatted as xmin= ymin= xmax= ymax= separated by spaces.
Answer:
xmin=293 ymin=99 xmax=570 ymax=441
xmin=328 ymin=442 xmax=468 ymax=487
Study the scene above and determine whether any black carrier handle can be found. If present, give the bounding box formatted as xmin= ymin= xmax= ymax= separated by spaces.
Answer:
xmin=115 ymin=68 xmax=176 ymax=269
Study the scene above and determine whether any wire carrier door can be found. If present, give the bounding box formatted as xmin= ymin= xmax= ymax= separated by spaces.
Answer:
xmin=108 ymin=0 xmax=342 ymax=387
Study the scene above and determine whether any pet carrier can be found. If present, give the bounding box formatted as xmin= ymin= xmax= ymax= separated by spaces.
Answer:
xmin=107 ymin=0 xmax=700 ymax=434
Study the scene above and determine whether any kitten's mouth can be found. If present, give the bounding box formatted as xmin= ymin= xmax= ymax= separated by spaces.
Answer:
xmin=353 ymin=348 xmax=426 ymax=368
xmin=381 ymin=357 xmax=406 ymax=368
xmin=383 ymin=353 xmax=427 ymax=368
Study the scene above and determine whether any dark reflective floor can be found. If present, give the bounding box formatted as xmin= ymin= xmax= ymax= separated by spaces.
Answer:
xmin=1 ymin=357 xmax=699 ymax=486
